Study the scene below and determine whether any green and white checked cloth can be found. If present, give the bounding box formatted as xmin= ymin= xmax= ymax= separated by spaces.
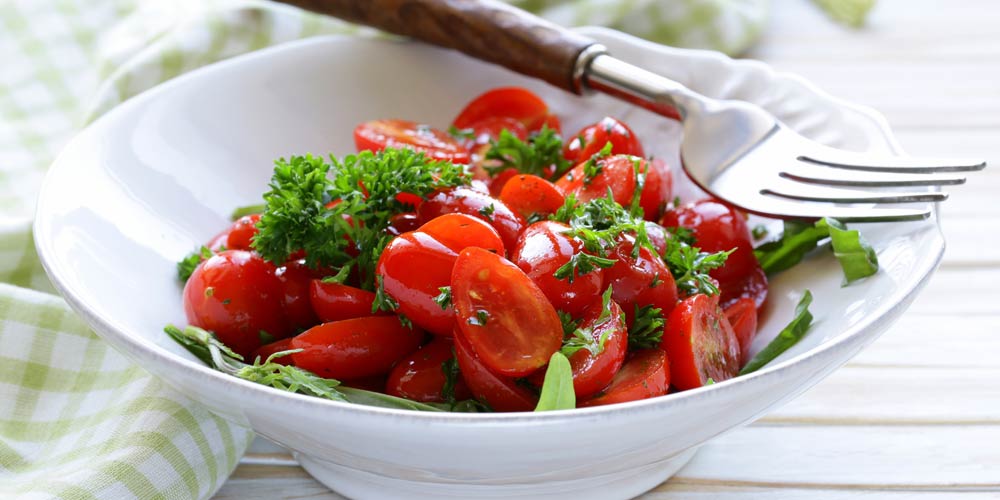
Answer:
xmin=5 ymin=0 xmax=883 ymax=498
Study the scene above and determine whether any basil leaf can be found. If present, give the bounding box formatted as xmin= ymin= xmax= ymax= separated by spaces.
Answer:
xmin=739 ymin=291 xmax=814 ymax=375
xmin=230 ymin=203 xmax=265 ymax=221
xmin=534 ymin=352 xmax=576 ymax=411
xmin=818 ymin=218 xmax=879 ymax=285
xmin=337 ymin=387 xmax=445 ymax=412
xmin=753 ymin=220 xmax=829 ymax=275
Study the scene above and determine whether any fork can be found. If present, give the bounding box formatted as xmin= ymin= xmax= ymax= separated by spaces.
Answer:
xmin=276 ymin=0 xmax=986 ymax=221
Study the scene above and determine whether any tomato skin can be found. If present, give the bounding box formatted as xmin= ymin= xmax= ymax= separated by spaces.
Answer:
xmin=183 ymin=250 xmax=288 ymax=357
xmin=498 ymin=174 xmax=566 ymax=221
xmin=563 ymin=117 xmax=645 ymax=164
xmin=724 ymin=297 xmax=758 ymax=366
xmin=274 ymin=259 xmax=320 ymax=332
xmin=354 ymin=119 xmax=471 ymax=164
xmin=418 ymin=187 xmax=526 ymax=252
xmin=486 ymin=168 xmax=519 ymax=197
xmin=660 ymin=294 xmax=741 ymax=390
xmin=452 ymin=247 xmax=563 ymax=377
xmin=453 ymin=87 xmax=558 ymax=134
xmin=387 ymin=212 xmax=422 ymax=236
xmin=556 ymin=155 xmax=641 ymax=208
xmin=606 ymin=236 xmax=679 ymax=318
xmin=208 ymin=214 xmax=260 ymax=251
xmin=511 ymin=221 xmax=605 ymax=317
xmin=638 ymin=159 xmax=673 ymax=222
xmin=376 ymin=232 xmax=459 ymax=336
xmin=386 ymin=337 xmax=472 ymax=402
xmin=661 ymin=200 xmax=767 ymax=308
xmin=417 ymin=213 xmax=505 ymax=256
xmin=453 ymin=327 xmax=539 ymax=412
xmin=290 ymin=316 xmax=425 ymax=379
xmin=578 ymin=349 xmax=670 ymax=407
xmin=250 ymin=337 xmax=294 ymax=366
xmin=645 ymin=221 xmax=669 ymax=256
xmin=309 ymin=280 xmax=387 ymax=323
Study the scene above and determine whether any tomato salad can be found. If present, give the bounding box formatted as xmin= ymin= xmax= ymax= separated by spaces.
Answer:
xmin=169 ymin=87 xmax=874 ymax=412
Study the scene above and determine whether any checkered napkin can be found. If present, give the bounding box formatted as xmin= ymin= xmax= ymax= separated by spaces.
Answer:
xmin=0 ymin=0 xmax=773 ymax=498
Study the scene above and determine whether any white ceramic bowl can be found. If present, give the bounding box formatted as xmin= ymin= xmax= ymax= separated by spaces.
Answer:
xmin=34 ymin=28 xmax=943 ymax=499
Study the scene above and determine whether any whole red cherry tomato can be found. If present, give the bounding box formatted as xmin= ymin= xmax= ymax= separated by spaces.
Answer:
xmin=386 ymin=337 xmax=472 ymax=403
xmin=724 ymin=297 xmax=758 ymax=366
xmin=354 ymin=119 xmax=470 ymax=164
xmin=556 ymin=154 xmax=641 ymax=208
xmin=498 ymin=174 xmax=566 ymax=221
xmin=250 ymin=337 xmax=294 ymax=366
xmin=454 ymin=327 xmax=538 ymax=412
xmin=309 ymin=280 xmax=387 ymax=323
xmin=290 ymin=316 xmax=425 ymax=379
xmin=452 ymin=87 xmax=560 ymax=134
xmin=563 ymin=116 xmax=645 ymax=164
xmin=183 ymin=250 xmax=288 ymax=357
xmin=274 ymin=258 xmax=320 ymax=332
xmin=606 ymin=235 xmax=679 ymax=319
xmin=208 ymin=214 xmax=260 ymax=251
xmin=660 ymin=199 xmax=767 ymax=308
xmin=660 ymin=294 xmax=741 ymax=390
xmin=452 ymin=247 xmax=563 ymax=377
xmin=511 ymin=221 xmax=605 ymax=317
xmin=638 ymin=158 xmax=673 ymax=221
xmin=418 ymin=187 xmax=525 ymax=252
xmin=578 ymin=349 xmax=670 ymax=407
xmin=376 ymin=231 xmax=459 ymax=336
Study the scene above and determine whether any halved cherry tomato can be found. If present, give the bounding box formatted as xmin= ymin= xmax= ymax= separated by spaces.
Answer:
xmin=498 ymin=174 xmax=566 ymax=221
xmin=660 ymin=199 xmax=767 ymax=308
xmin=386 ymin=337 xmax=472 ymax=403
xmin=208 ymin=214 xmax=260 ymax=251
xmin=309 ymin=280 xmax=386 ymax=323
xmin=376 ymin=231 xmax=459 ymax=336
xmin=563 ymin=117 xmax=645 ymax=164
xmin=250 ymin=337 xmax=294 ymax=366
xmin=452 ymin=247 xmax=563 ymax=377
xmin=578 ymin=349 xmax=670 ymax=407
xmin=556 ymin=154 xmax=641 ymax=207
xmin=453 ymin=87 xmax=559 ymax=134
xmin=638 ymin=158 xmax=673 ymax=221
xmin=511 ymin=221 xmax=605 ymax=317
xmin=660 ymin=294 xmax=741 ymax=390
xmin=417 ymin=213 xmax=505 ymax=256
xmin=274 ymin=258 xmax=320 ymax=332
xmin=183 ymin=250 xmax=288 ymax=357
xmin=724 ymin=297 xmax=758 ymax=366
xmin=606 ymin=235 xmax=679 ymax=319
xmin=454 ymin=327 xmax=538 ymax=412
xmin=354 ymin=119 xmax=471 ymax=164
xmin=486 ymin=168 xmax=520 ymax=197
xmin=290 ymin=316 xmax=425 ymax=379
xmin=458 ymin=116 xmax=528 ymax=155
xmin=418 ymin=187 xmax=526 ymax=251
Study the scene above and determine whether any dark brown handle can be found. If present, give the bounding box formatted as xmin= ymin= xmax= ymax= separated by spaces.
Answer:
xmin=274 ymin=0 xmax=599 ymax=93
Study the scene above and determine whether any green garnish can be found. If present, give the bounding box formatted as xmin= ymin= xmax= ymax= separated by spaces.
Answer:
xmin=433 ymin=286 xmax=453 ymax=310
xmin=751 ymin=224 xmax=769 ymax=240
xmin=560 ymin=287 xmax=617 ymax=357
xmin=251 ymin=149 xmax=469 ymax=290
xmin=753 ymin=218 xmax=878 ymax=284
xmin=581 ymin=142 xmax=614 ymax=186
xmin=440 ymin=354 xmax=460 ymax=407
xmin=229 ymin=204 xmax=265 ymax=221
xmin=177 ymin=246 xmax=214 ymax=282
xmin=662 ymin=236 xmax=733 ymax=297
xmin=739 ymin=291 xmax=814 ymax=375
xmin=552 ymin=252 xmax=617 ymax=283
xmin=819 ymin=218 xmax=879 ymax=284
xmin=628 ymin=304 xmax=665 ymax=350
xmin=373 ymin=275 xmax=400 ymax=313
xmin=534 ymin=352 xmax=576 ymax=411
xmin=468 ymin=310 xmax=489 ymax=327
xmin=483 ymin=126 xmax=569 ymax=180
xmin=320 ymin=265 xmax=352 ymax=285
xmin=478 ymin=203 xmax=495 ymax=221
xmin=447 ymin=125 xmax=477 ymax=141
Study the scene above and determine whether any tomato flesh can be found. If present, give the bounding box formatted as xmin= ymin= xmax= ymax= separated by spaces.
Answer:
xmin=354 ymin=119 xmax=470 ymax=164
xmin=511 ymin=221 xmax=605 ymax=317
xmin=290 ymin=316 xmax=424 ymax=379
xmin=578 ymin=349 xmax=670 ymax=407
xmin=556 ymin=154 xmax=641 ymax=208
xmin=724 ymin=297 xmax=758 ymax=366
xmin=454 ymin=327 xmax=538 ymax=411
xmin=563 ymin=116 xmax=645 ymax=164
xmin=386 ymin=337 xmax=471 ymax=403
xmin=417 ymin=213 xmax=505 ymax=256
xmin=452 ymin=247 xmax=563 ymax=377
xmin=660 ymin=294 xmax=741 ymax=390
xmin=498 ymin=174 xmax=566 ymax=221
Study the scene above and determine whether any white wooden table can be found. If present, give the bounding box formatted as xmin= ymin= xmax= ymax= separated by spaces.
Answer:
xmin=216 ymin=1 xmax=1000 ymax=497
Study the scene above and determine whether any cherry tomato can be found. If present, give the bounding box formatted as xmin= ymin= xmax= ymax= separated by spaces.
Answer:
xmin=638 ymin=158 xmax=673 ymax=221
xmin=342 ymin=375 xmax=389 ymax=392
xmin=376 ymin=231 xmax=459 ymax=336
xmin=453 ymin=87 xmax=559 ymax=134
xmin=290 ymin=316 xmax=425 ymax=379
xmin=498 ymin=174 xmax=566 ymax=221
xmin=724 ymin=297 xmax=758 ymax=366
xmin=386 ymin=337 xmax=472 ymax=403
xmin=418 ymin=187 xmax=526 ymax=251
xmin=417 ymin=213 xmax=505 ymax=256
xmin=309 ymin=280 xmax=387 ymax=323
xmin=606 ymin=235 xmax=679 ymax=318
xmin=454 ymin=327 xmax=538 ymax=412
xmin=555 ymin=154 xmax=641 ymax=207
xmin=387 ymin=212 xmax=422 ymax=236
xmin=250 ymin=337 xmax=294 ymax=366
xmin=644 ymin=221 xmax=669 ymax=256
xmin=183 ymin=250 xmax=288 ymax=357
xmin=354 ymin=119 xmax=471 ymax=164
xmin=274 ymin=258 xmax=320 ymax=332
xmin=578 ymin=349 xmax=670 ymax=407
xmin=486 ymin=168 xmax=520 ymax=197
xmin=660 ymin=294 xmax=740 ymax=390
xmin=660 ymin=199 xmax=767 ymax=308
xmin=208 ymin=214 xmax=260 ymax=251
xmin=563 ymin=117 xmax=645 ymax=164
xmin=452 ymin=247 xmax=563 ymax=377
xmin=511 ymin=221 xmax=605 ymax=317
xmin=457 ymin=116 xmax=528 ymax=156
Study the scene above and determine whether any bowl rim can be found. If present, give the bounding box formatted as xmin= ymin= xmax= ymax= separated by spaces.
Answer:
xmin=34 ymin=27 xmax=944 ymax=425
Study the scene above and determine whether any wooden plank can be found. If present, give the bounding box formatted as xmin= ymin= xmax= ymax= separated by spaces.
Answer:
xmin=907 ymin=267 xmax=1000 ymax=316
xmin=849 ymin=314 xmax=1000 ymax=369
xmin=650 ymin=483 xmax=1000 ymax=499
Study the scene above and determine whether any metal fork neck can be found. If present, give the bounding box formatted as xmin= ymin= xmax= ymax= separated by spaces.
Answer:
xmin=582 ymin=53 xmax=701 ymax=120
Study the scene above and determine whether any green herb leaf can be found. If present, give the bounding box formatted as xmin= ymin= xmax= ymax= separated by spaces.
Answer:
xmin=177 ymin=246 xmax=214 ymax=282
xmin=478 ymin=203 xmax=495 ymax=221
xmin=434 ymin=286 xmax=453 ymax=310
xmin=230 ymin=204 xmax=265 ymax=221
xmin=483 ymin=126 xmax=569 ymax=180
xmin=629 ymin=304 xmax=665 ymax=350
xmin=751 ymin=224 xmax=769 ymax=240
xmin=440 ymin=354 xmax=460 ymax=406
xmin=552 ymin=252 xmax=617 ymax=283
xmin=739 ymin=291 xmax=814 ymax=375
xmin=663 ymin=242 xmax=733 ymax=296
xmin=818 ymin=218 xmax=879 ymax=285
xmin=320 ymin=265 xmax=352 ymax=284
xmin=560 ymin=287 xmax=616 ymax=357
xmin=534 ymin=352 xmax=576 ymax=411
xmin=373 ymin=275 xmax=400 ymax=313
xmin=447 ymin=125 xmax=477 ymax=141
xmin=467 ymin=310 xmax=489 ymax=327
xmin=582 ymin=142 xmax=614 ymax=186
xmin=753 ymin=220 xmax=829 ymax=275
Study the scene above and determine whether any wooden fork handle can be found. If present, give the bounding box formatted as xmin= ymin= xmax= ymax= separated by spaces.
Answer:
xmin=274 ymin=0 xmax=601 ymax=93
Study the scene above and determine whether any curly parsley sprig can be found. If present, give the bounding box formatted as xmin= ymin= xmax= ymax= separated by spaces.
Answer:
xmin=483 ymin=126 xmax=570 ymax=180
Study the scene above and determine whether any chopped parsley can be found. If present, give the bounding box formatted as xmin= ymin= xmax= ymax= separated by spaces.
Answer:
xmin=478 ymin=203 xmax=495 ymax=221
xmin=560 ymin=287 xmax=618 ymax=357
xmin=177 ymin=246 xmax=214 ymax=282
xmin=434 ymin=286 xmax=453 ymax=310
xmin=628 ymin=304 xmax=665 ymax=350
xmin=483 ymin=126 xmax=570 ymax=180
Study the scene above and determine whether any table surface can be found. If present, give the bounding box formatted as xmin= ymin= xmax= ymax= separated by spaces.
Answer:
xmin=215 ymin=0 xmax=1000 ymax=498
